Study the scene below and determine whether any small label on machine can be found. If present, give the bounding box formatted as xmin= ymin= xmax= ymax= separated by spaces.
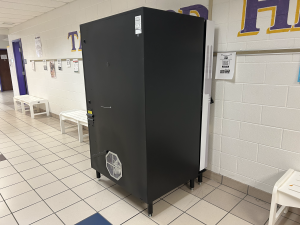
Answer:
xmin=135 ymin=15 xmax=142 ymax=34
xmin=88 ymin=110 xmax=93 ymax=114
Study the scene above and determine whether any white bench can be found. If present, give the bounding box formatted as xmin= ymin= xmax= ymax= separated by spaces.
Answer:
xmin=60 ymin=110 xmax=89 ymax=142
xmin=269 ymin=169 xmax=300 ymax=225
xmin=13 ymin=95 xmax=50 ymax=119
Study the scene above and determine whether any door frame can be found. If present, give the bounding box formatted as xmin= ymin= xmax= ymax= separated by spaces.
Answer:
xmin=0 ymin=48 xmax=7 ymax=92
xmin=12 ymin=38 xmax=28 ymax=95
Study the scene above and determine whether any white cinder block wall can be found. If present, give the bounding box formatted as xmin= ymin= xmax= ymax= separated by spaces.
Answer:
xmin=7 ymin=0 xmax=300 ymax=193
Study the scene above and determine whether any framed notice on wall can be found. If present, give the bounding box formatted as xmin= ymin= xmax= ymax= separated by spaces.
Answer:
xmin=50 ymin=60 xmax=56 ymax=78
xmin=215 ymin=52 xmax=236 ymax=80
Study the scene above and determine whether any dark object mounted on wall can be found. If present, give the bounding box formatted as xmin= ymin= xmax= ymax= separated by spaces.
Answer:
xmin=81 ymin=7 xmax=214 ymax=217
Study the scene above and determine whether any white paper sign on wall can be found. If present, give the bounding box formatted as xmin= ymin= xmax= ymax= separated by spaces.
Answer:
xmin=73 ymin=59 xmax=79 ymax=72
xmin=215 ymin=52 xmax=236 ymax=80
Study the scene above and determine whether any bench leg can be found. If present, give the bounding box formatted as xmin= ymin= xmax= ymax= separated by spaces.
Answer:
xmin=268 ymin=201 xmax=277 ymax=225
xmin=45 ymin=102 xmax=50 ymax=116
xmin=29 ymin=104 xmax=35 ymax=118
xmin=21 ymin=102 xmax=25 ymax=114
xmin=78 ymin=123 xmax=83 ymax=143
xmin=60 ymin=118 xmax=66 ymax=134
xmin=13 ymin=99 xmax=18 ymax=111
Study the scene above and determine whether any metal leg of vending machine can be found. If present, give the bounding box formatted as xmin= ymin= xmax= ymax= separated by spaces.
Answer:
xmin=96 ymin=171 xmax=101 ymax=180
xmin=198 ymin=172 xmax=203 ymax=185
xmin=148 ymin=203 xmax=153 ymax=217
xmin=190 ymin=179 xmax=194 ymax=190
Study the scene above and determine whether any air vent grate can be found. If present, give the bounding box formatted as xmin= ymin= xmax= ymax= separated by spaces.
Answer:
xmin=106 ymin=152 xmax=122 ymax=180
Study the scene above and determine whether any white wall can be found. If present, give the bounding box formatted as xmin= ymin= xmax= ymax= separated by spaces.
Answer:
xmin=7 ymin=0 xmax=300 ymax=193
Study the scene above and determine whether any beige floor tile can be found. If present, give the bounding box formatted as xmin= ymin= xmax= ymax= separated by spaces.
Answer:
xmin=124 ymin=195 xmax=148 ymax=211
xmin=0 ymin=173 xmax=24 ymax=189
xmin=18 ymin=141 xmax=39 ymax=149
xmin=6 ymin=190 xmax=42 ymax=212
xmin=186 ymin=200 xmax=227 ymax=225
xmin=72 ymin=180 xmax=105 ymax=199
xmin=81 ymin=151 xmax=90 ymax=158
xmin=204 ymin=189 xmax=242 ymax=211
xmin=181 ymin=182 xmax=215 ymax=199
xmin=73 ymin=145 xmax=90 ymax=153
xmin=169 ymin=213 xmax=205 ymax=225
xmin=52 ymin=165 xmax=79 ymax=179
xmin=61 ymin=172 xmax=91 ymax=188
xmin=73 ymin=159 xmax=91 ymax=171
xmin=283 ymin=212 xmax=300 ymax=224
xmin=14 ymin=138 xmax=33 ymax=145
xmin=27 ymin=173 xmax=58 ymax=189
xmin=20 ymin=166 xmax=48 ymax=180
xmin=48 ymin=145 xmax=70 ymax=153
xmin=123 ymin=213 xmax=157 ymax=225
xmin=85 ymin=189 xmax=120 ymax=211
xmin=100 ymin=200 xmax=139 ymax=225
xmin=164 ymin=189 xmax=200 ymax=211
xmin=45 ymin=190 xmax=81 ymax=212
xmin=0 ymin=181 xmax=32 ymax=200
xmin=36 ymin=154 xmax=60 ymax=165
xmin=218 ymin=214 xmax=252 ymax=225
xmin=66 ymin=141 xmax=87 ymax=148
xmin=276 ymin=216 xmax=300 ymax=225
xmin=31 ymin=134 xmax=50 ymax=141
xmin=1 ymin=145 xmax=21 ymax=154
xmin=4 ymin=150 xmax=27 ymax=159
xmin=9 ymin=154 xmax=33 ymax=165
xmin=22 ymin=145 xmax=45 ymax=154
xmin=56 ymin=149 xmax=79 ymax=158
xmin=14 ymin=160 xmax=40 ymax=172
xmin=108 ymin=184 xmax=131 ymax=199
xmin=203 ymin=177 xmax=221 ymax=188
xmin=43 ymin=159 xmax=69 ymax=172
xmin=64 ymin=154 xmax=88 ymax=164
xmin=0 ymin=141 xmax=16 ymax=148
xmin=231 ymin=200 xmax=269 ymax=225
xmin=0 ymin=166 xmax=17 ymax=178
xmin=13 ymin=201 xmax=52 ymax=225
xmin=36 ymin=137 xmax=56 ymax=144
xmin=31 ymin=214 xmax=64 ymax=225
xmin=141 ymin=200 xmax=183 ymax=225
xmin=58 ymin=137 xmax=78 ymax=144
xmin=84 ymin=170 xmax=115 ymax=188
xmin=0 ymin=214 xmax=18 ymax=225
xmin=244 ymin=195 xmax=271 ymax=210
xmin=56 ymin=201 xmax=95 ymax=225
xmin=218 ymin=185 xmax=247 ymax=199
xmin=35 ymin=181 xmax=68 ymax=199
xmin=41 ymin=141 xmax=62 ymax=148
xmin=0 ymin=160 xmax=10 ymax=169
xmin=30 ymin=150 xmax=53 ymax=159
xmin=0 ymin=201 xmax=11 ymax=217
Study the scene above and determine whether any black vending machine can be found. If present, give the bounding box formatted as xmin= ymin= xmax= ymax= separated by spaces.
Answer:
xmin=81 ymin=7 xmax=214 ymax=216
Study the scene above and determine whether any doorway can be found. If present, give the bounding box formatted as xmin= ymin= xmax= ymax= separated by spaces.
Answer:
xmin=0 ymin=49 xmax=13 ymax=91
xmin=12 ymin=39 xmax=28 ymax=95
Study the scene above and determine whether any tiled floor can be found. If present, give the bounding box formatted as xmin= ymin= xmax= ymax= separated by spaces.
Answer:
xmin=0 ymin=91 xmax=299 ymax=225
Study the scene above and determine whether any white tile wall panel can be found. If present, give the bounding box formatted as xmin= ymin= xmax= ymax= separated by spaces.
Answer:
xmin=235 ymin=63 xmax=265 ymax=84
xmin=237 ymin=158 xmax=278 ymax=186
xmin=287 ymin=87 xmax=300 ymax=109
xmin=208 ymin=164 xmax=220 ymax=174
xmin=212 ymin=2 xmax=229 ymax=25
xmin=1 ymin=1 xmax=54 ymax=13
xmin=97 ymin=0 xmax=112 ymax=18
xmin=220 ymin=152 xmax=237 ymax=173
xmin=261 ymin=106 xmax=300 ymax=131
xmin=223 ymin=101 xmax=261 ymax=124
xmin=128 ymin=0 xmax=146 ymax=9
xmin=223 ymin=82 xmax=243 ymax=102
xmin=227 ymin=42 xmax=246 ymax=51
xmin=209 ymin=134 xmax=221 ymax=151
xmin=236 ymin=56 xmax=245 ymax=63
xmin=208 ymin=150 xmax=220 ymax=167
xmin=281 ymin=130 xmax=300 ymax=154
xmin=211 ymin=100 xmax=223 ymax=118
xmin=215 ymin=43 xmax=227 ymax=52
xmin=222 ymin=119 xmax=240 ymax=138
xmin=221 ymin=136 xmax=258 ymax=161
xmin=145 ymin=0 xmax=156 ymax=8
xmin=211 ymin=80 xmax=224 ymax=100
xmin=246 ymin=39 xmax=294 ymax=51
xmin=210 ymin=117 xmax=222 ymax=135
xmin=154 ymin=0 xmax=179 ymax=11
xmin=111 ymin=0 xmax=129 ymax=13
xmin=220 ymin=168 xmax=256 ymax=187
xmin=265 ymin=63 xmax=300 ymax=86
xmin=239 ymin=123 xmax=282 ymax=148
xmin=242 ymin=84 xmax=288 ymax=107
xmin=214 ymin=24 xmax=228 ymax=45
xmin=228 ymin=0 xmax=243 ymax=22
xmin=178 ymin=0 xmax=209 ymax=8
xmin=258 ymin=145 xmax=300 ymax=171
xmin=253 ymin=181 xmax=273 ymax=193
xmin=245 ymin=54 xmax=293 ymax=63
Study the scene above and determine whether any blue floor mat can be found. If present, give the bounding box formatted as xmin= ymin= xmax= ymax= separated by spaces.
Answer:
xmin=76 ymin=213 xmax=111 ymax=225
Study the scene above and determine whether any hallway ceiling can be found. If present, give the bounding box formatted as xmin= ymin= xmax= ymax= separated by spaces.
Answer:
xmin=0 ymin=0 xmax=75 ymax=28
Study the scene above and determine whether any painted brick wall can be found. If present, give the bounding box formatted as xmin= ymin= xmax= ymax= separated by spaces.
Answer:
xmin=7 ymin=0 xmax=300 ymax=193
xmin=209 ymin=0 xmax=300 ymax=193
